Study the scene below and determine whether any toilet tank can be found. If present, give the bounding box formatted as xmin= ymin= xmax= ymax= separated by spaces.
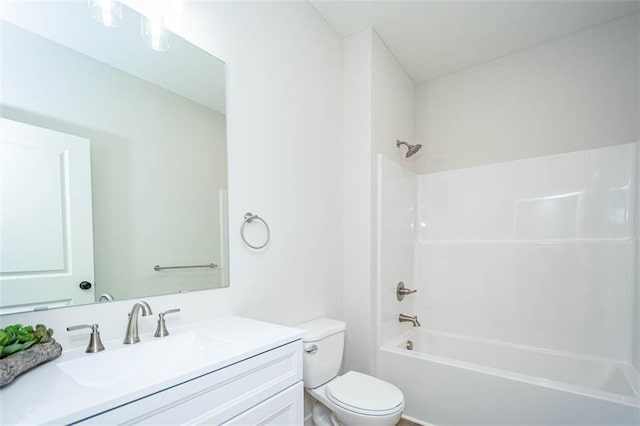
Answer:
xmin=296 ymin=318 xmax=346 ymax=389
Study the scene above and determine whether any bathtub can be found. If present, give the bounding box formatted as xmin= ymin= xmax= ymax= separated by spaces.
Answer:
xmin=378 ymin=330 xmax=640 ymax=425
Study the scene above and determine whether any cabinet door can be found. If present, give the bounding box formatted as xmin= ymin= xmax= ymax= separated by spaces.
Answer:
xmin=0 ymin=118 xmax=95 ymax=313
xmin=222 ymin=382 xmax=303 ymax=426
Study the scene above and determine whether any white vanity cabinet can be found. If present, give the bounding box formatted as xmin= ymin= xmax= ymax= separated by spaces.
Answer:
xmin=0 ymin=317 xmax=305 ymax=425
xmin=78 ymin=341 xmax=303 ymax=425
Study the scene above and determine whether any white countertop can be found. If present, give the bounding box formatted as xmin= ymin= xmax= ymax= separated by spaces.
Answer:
xmin=0 ymin=316 xmax=303 ymax=425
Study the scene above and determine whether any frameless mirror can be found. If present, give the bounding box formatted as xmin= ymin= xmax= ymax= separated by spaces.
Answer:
xmin=0 ymin=1 xmax=228 ymax=315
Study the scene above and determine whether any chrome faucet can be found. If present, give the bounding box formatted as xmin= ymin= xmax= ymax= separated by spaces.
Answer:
xmin=399 ymin=313 xmax=421 ymax=327
xmin=124 ymin=301 xmax=153 ymax=344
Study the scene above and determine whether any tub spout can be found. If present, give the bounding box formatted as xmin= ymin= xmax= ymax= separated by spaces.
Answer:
xmin=399 ymin=313 xmax=421 ymax=327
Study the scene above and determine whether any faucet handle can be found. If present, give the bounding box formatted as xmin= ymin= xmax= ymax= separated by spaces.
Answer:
xmin=396 ymin=282 xmax=417 ymax=301
xmin=67 ymin=324 xmax=105 ymax=353
xmin=154 ymin=309 xmax=181 ymax=337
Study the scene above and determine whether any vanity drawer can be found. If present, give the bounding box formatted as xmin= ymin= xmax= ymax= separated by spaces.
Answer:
xmin=78 ymin=341 xmax=302 ymax=425
xmin=222 ymin=382 xmax=303 ymax=425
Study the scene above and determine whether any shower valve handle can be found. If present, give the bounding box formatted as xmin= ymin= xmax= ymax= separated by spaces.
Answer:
xmin=396 ymin=282 xmax=417 ymax=301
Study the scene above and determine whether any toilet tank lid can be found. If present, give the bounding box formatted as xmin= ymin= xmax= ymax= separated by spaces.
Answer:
xmin=296 ymin=318 xmax=345 ymax=341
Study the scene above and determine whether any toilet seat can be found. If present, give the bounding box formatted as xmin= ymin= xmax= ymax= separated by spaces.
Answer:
xmin=325 ymin=371 xmax=404 ymax=416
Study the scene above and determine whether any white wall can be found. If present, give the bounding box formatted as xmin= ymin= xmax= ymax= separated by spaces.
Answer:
xmin=342 ymin=28 xmax=373 ymax=376
xmin=370 ymin=33 xmax=417 ymax=370
xmin=1 ymin=22 xmax=228 ymax=301
xmin=635 ymin=134 xmax=640 ymax=370
xmin=634 ymin=19 xmax=640 ymax=372
xmin=1 ymin=1 xmax=343 ymax=354
xmin=415 ymin=143 xmax=637 ymax=362
xmin=341 ymin=29 xmax=416 ymax=374
xmin=415 ymin=13 xmax=640 ymax=173
xmin=370 ymin=34 xmax=417 ymax=169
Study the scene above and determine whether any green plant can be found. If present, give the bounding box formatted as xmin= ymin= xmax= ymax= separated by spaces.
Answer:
xmin=0 ymin=324 xmax=53 ymax=359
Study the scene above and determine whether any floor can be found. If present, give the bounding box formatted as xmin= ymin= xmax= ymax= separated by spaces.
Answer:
xmin=397 ymin=419 xmax=421 ymax=426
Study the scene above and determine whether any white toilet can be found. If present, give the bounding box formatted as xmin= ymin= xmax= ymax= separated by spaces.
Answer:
xmin=297 ymin=318 xmax=404 ymax=426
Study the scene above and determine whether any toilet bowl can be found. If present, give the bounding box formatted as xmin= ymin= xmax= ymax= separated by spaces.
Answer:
xmin=308 ymin=371 xmax=404 ymax=426
xmin=296 ymin=318 xmax=404 ymax=426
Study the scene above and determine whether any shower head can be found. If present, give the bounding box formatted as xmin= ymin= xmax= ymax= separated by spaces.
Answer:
xmin=396 ymin=140 xmax=422 ymax=158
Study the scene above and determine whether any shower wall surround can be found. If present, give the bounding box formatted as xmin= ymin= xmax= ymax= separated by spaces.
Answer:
xmin=376 ymin=155 xmax=417 ymax=347
xmin=379 ymin=141 xmax=638 ymax=366
xmin=377 ymin=144 xmax=640 ymax=423
xmin=415 ymin=142 xmax=637 ymax=362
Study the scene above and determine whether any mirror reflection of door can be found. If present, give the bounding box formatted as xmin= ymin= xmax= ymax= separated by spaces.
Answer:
xmin=0 ymin=118 xmax=95 ymax=314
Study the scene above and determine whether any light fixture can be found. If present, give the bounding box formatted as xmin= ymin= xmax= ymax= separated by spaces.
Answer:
xmin=138 ymin=0 xmax=190 ymax=52
xmin=141 ymin=16 xmax=170 ymax=52
xmin=88 ymin=0 xmax=122 ymax=28
xmin=88 ymin=0 xmax=190 ymax=52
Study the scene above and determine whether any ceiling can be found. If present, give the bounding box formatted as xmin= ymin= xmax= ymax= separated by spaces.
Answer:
xmin=310 ymin=0 xmax=640 ymax=82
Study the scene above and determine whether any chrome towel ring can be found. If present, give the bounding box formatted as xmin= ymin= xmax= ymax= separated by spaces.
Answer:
xmin=241 ymin=212 xmax=270 ymax=250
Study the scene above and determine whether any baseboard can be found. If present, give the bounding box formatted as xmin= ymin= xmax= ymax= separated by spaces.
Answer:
xmin=402 ymin=413 xmax=434 ymax=426
xmin=305 ymin=409 xmax=431 ymax=425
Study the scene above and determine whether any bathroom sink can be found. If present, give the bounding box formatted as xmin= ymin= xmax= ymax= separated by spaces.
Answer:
xmin=57 ymin=331 xmax=241 ymax=389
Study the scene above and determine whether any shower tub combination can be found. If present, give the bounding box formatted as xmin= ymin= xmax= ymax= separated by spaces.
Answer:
xmin=378 ymin=330 xmax=640 ymax=425
xmin=375 ymin=141 xmax=640 ymax=424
